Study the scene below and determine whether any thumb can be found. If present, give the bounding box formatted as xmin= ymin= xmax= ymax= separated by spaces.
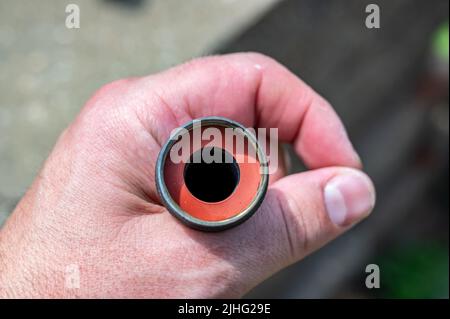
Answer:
xmin=250 ymin=167 xmax=376 ymax=271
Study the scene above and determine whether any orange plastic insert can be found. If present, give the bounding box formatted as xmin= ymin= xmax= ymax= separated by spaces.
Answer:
xmin=163 ymin=125 xmax=262 ymax=222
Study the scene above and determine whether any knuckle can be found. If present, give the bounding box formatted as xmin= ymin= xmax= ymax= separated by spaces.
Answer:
xmin=242 ymin=51 xmax=280 ymax=66
xmin=83 ymin=78 xmax=135 ymax=113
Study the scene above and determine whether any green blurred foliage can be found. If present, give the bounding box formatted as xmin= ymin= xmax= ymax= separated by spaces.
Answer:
xmin=377 ymin=243 xmax=449 ymax=298
xmin=432 ymin=21 xmax=449 ymax=60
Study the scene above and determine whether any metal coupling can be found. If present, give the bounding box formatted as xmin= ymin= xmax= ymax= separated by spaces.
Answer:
xmin=156 ymin=116 xmax=269 ymax=231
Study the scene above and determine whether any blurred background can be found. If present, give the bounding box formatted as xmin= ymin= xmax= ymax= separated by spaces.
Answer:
xmin=0 ymin=0 xmax=448 ymax=298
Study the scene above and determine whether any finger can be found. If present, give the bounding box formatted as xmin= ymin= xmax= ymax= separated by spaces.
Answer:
xmin=241 ymin=167 xmax=375 ymax=276
xmin=142 ymin=52 xmax=361 ymax=169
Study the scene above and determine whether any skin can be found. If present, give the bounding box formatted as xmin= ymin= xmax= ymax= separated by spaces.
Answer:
xmin=0 ymin=53 xmax=374 ymax=298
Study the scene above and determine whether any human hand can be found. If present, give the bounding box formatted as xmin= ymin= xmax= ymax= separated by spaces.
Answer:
xmin=0 ymin=53 xmax=375 ymax=298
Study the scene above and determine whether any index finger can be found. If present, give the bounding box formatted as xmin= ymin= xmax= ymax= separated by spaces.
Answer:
xmin=143 ymin=52 xmax=361 ymax=169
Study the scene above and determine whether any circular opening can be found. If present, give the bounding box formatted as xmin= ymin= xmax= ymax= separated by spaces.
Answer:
xmin=184 ymin=147 xmax=240 ymax=203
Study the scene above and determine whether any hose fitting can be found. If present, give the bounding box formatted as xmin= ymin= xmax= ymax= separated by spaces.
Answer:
xmin=156 ymin=116 xmax=268 ymax=231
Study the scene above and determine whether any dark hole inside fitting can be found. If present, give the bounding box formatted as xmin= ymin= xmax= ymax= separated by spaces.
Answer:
xmin=184 ymin=147 xmax=240 ymax=203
